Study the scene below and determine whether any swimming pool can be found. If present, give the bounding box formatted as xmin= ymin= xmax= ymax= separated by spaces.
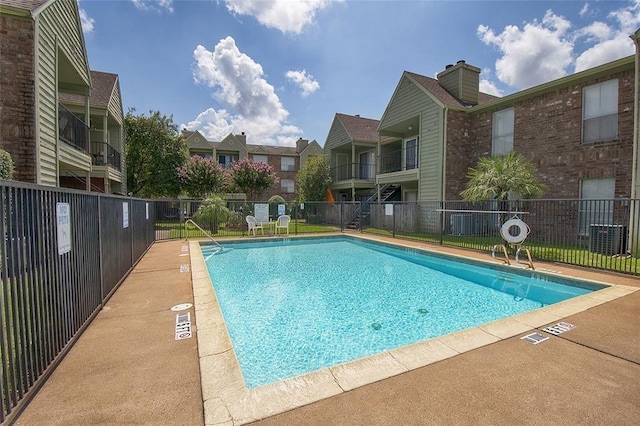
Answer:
xmin=202 ymin=236 xmax=604 ymax=388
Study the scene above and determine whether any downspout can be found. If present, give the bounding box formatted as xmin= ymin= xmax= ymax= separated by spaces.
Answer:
xmin=629 ymin=30 xmax=640 ymax=255
xmin=441 ymin=107 xmax=448 ymax=202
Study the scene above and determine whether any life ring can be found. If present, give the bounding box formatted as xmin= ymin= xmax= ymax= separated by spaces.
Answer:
xmin=501 ymin=218 xmax=529 ymax=244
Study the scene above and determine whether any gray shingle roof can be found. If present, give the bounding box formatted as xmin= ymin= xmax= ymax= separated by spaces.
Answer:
xmin=336 ymin=113 xmax=379 ymax=142
xmin=59 ymin=71 xmax=118 ymax=108
xmin=0 ymin=0 xmax=48 ymax=12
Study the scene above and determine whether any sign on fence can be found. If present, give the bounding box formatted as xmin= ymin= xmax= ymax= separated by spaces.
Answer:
xmin=123 ymin=202 xmax=129 ymax=228
xmin=255 ymin=203 xmax=269 ymax=223
xmin=56 ymin=202 xmax=71 ymax=255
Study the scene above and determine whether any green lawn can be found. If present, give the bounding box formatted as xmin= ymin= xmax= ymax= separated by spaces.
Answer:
xmin=156 ymin=220 xmax=340 ymax=240
xmin=363 ymin=227 xmax=640 ymax=274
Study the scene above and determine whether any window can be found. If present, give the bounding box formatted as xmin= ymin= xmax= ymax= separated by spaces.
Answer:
xmin=492 ymin=108 xmax=514 ymax=156
xmin=218 ymin=154 xmax=235 ymax=168
xmin=404 ymin=138 xmax=418 ymax=170
xmin=195 ymin=153 xmax=212 ymax=159
xmin=281 ymin=156 xmax=295 ymax=172
xmin=579 ymin=178 xmax=615 ymax=234
xmin=583 ymin=79 xmax=618 ymax=143
xmin=253 ymin=154 xmax=268 ymax=163
xmin=281 ymin=178 xmax=295 ymax=193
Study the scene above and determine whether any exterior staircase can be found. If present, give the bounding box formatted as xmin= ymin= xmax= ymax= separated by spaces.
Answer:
xmin=346 ymin=184 xmax=400 ymax=230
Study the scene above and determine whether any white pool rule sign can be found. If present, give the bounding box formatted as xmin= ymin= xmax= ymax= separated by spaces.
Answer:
xmin=56 ymin=202 xmax=71 ymax=255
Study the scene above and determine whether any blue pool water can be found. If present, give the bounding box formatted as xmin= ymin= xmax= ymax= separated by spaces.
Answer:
xmin=202 ymin=237 xmax=601 ymax=388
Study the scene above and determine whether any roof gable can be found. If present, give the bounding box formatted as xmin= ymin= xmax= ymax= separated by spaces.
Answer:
xmin=185 ymin=130 xmax=212 ymax=150
xmin=217 ymin=133 xmax=248 ymax=155
xmin=336 ymin=113 xmax=380 ymax=142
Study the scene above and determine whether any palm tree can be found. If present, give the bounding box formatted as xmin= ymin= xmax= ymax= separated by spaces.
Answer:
xmin=460 ymin=151 xmax=545 ymax=201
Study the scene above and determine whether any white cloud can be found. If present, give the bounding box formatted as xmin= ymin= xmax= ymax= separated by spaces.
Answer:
xmin=575 ymin=33 xmax=634 ymax=71
xmin=185 ymin=36 xmax=302 ymax=145
xmin=579 ymin=3 xmax=589 ymax=18
xmin=224 ymin=0 xmax=339 ymax=34
xmin=79 ymin=9 xmax=95 ymax=33
xmin=477 ymin=10 xmax=574 ymax=89
xmin=285 ymin=69 xmax=320 ymax=97
xmin=478 ymin=2 xmax=640 ymax=90
xmin=131 ymin=0 xmax=174 ymax=13
xmin=479 ymin=79 xmax=503 ymax=97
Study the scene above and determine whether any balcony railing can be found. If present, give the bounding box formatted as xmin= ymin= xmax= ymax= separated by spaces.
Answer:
xmin=379 ymin=145 xmax=419 ymax=174
xmin=91 ymin=142 xmax=122 ymax=171
xmin=58 ymin=103 xmax=89 ymax=153
xmin=331 ymin=163 xmax=376 ymax=182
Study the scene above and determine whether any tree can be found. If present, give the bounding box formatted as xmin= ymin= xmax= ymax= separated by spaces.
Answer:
xmin=177 ymin=156 xmax=229 ymax=199
xmin=125 ymin=109 xmax=189 ymax=197
xmin=295 ymin=155 xmax=331 ymax=201
xmin=230 ymin=158 xmax=278 ymax=201
xmin=460 ymin=152 xmax=545 ymax=201
xmin=0 ymin=149 xmax=13 ymax=180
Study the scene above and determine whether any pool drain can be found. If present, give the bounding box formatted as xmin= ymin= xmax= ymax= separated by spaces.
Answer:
xmin=371 ymin=322 xmax=382 ymax=330
xmin=542 ymin=322 xmax=576 ymax=335
xmin=520 ymin=332 xmax=549 ymax=345
xmin=418 ymin=308 xmax=429 ymax=315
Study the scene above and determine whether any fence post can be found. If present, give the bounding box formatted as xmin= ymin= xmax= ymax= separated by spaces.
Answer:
xmin=439 ymin=201 xmax=444 ymax=245
xmin=392 ymin=203 xmax=396 ymax=238
xmin=340 ymin=202 xmax=343 ymax=232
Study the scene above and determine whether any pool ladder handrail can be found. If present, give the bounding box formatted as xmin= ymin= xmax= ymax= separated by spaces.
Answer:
xmin=492 ymin=243 xmax=535 ymax=270
xmin=184 ymin=219 xmax=223 ymax=255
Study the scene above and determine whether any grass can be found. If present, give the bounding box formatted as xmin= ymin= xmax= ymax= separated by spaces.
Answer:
xmin=363 ymin=227 xmax=640 ymax=275
xmin=155 ymin=220 xmax=340 ymax=240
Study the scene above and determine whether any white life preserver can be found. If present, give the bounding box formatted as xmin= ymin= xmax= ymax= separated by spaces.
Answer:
xmin=501 ymin=218 xmax=530 ymax=244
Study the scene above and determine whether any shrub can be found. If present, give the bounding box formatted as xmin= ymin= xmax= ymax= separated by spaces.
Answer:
xmin=192 ymin=195 xmax=230 ymax=232
xmin=0 ymin=149 xmax=14 ymax=180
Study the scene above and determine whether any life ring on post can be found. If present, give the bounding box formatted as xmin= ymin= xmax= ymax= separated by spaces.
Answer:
xmin=500 ymin=218 xmax=530 ymax=244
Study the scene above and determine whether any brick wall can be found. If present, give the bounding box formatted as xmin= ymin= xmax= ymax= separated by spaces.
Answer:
xmin=0 ymin=15 xmax=37 ymax=183
xmin=444 ymin=109 xmax=474 ymax=200
xmin=461 ymin=68 xmax=635 ymax=199
xmin=252 ymin=154 xmax=299 ymax=202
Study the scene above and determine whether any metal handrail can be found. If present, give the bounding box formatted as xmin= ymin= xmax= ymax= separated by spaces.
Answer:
xmin=184 ymin=219 xmax=223 ymax=250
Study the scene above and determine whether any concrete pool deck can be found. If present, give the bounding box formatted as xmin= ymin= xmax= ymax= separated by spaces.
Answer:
xmin=15 ymin=236 xmax=640 ymax=425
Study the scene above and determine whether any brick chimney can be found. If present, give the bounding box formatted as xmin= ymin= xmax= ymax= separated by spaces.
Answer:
xmin=436 ymin=60 xmax=481 ymax=105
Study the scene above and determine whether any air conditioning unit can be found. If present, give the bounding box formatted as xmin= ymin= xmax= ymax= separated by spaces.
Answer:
xmin=589 ymin=224 xmax=627 ymax=255
xmin=451 ymin=214 xmax=474 ymax=236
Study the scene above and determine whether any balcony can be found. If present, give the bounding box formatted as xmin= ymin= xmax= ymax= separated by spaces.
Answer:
xmin=58 ymin=103 xmax=89 ymax=153
xmin=91 ymin=142 xmax=122 ymax=171
xmin=331 ymin=163 xmax=376 ymax=182
xmin=379 ymin=145 xmax=419 ymax=174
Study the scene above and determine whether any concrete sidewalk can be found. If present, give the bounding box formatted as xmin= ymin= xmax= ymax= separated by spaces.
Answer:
xmin=14 ymin=238 xmax=640 ymax=425
xmin=16 ymin=240 xmax=203 ymax=425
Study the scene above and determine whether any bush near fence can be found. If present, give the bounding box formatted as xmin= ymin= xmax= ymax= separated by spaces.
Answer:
xmin=1 ymin=180 xmax=155 ymax=423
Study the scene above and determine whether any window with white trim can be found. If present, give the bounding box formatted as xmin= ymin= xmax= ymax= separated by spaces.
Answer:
xmin=404 ymin=138 xmax=418 ymax=170
xmin=492 ymin=108 xmax=514 ymax=156
xmin=253 ymin=154 xmax=268 ymax=163
xmin=218 ymin=154 xmax=235 ymax=168
xmin=281 ymin=178 xmax=295 ymax=193
xmin=583 ymin=79 xmax=618 ymax=143
xmin=579 ymin=178 xmax=615 ymax=235
xmin=281 ymin=156 xmax=295 ymax=172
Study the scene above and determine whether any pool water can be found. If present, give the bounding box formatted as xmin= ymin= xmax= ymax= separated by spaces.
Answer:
xmin=202 ymin=237 xmax=599 ymax=388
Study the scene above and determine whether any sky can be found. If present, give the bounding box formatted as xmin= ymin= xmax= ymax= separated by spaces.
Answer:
xmin=78 ymin=0 xmax=640 ymax=147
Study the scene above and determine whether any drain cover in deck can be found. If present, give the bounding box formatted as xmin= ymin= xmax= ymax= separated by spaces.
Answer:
xmin=542 ymin=322 xmax=576 ymax=335
xmin=521 ymin=332 xmax=549 ymax=345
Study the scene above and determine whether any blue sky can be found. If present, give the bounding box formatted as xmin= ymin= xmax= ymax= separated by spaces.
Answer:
xmin=79 ymin=0 xmax=640 ymax=146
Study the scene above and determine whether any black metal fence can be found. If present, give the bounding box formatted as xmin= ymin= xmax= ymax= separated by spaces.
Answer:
xmin=360 ymin=199 xmax=640 ymax=275
xmin=154 ymin=199 xmax=355 ymax=240
xmin=0 ymin=180 xmax=155 ymax=423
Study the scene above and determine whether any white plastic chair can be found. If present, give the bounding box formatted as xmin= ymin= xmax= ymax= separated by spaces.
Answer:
xmin=275 ymin=215 xmax=290 ymax=235
xmin=246 ymin=215 xmax=264 ymax=237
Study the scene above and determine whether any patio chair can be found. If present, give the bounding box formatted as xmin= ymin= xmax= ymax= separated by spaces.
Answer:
xmin=246 ymin=215 xmax=264 ymax=237
xmin=275 ymin=214 xmax=291 ymax=235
